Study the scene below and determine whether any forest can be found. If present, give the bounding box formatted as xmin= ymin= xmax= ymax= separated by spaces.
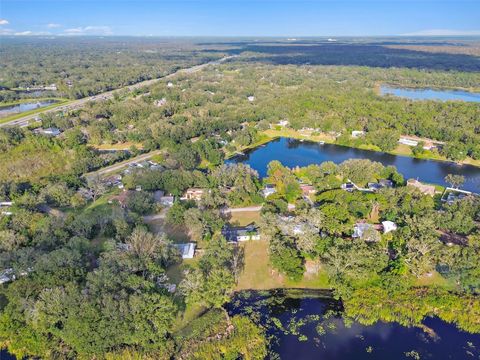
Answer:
xmin=0 ymin=37 xmax=480 ymax=359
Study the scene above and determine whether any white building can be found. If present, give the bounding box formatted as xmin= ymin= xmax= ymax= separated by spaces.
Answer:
xmin=247 ymin=95 xmax=255 ymax=102
xmin=382 ymin=221 xmax=398 ymax=234
xmin=398 ymin=137 xmax=418 ymax=147
xmin=351 ymin=130 xmax=365 ymax=138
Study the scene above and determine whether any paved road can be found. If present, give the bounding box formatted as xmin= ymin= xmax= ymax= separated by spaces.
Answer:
xmin=85 ymin=149 xmax=164 ymax=178
xmin=1 ymin=55 xmax=236 ymax=128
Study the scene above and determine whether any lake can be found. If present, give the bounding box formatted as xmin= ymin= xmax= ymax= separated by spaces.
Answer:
xmin=226 ymin=138 xmax=480 ymax=192
xmin=0 ymin=100 xmax=57 ymax=118
xmin=226 ymin=290 xmax=480 ymax=360
xmin=380 ymin=85 xmax=480 ymax=102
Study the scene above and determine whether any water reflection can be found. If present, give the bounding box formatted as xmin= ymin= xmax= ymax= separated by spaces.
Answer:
xmin=381 ymin=85 xmax=480 ymax=102
xmin=226 ymin=138 xmax=480 ymax=192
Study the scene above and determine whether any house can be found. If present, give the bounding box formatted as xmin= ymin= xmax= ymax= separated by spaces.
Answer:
xmin=0 ymin=201 xmax=13 ymax=207
xmin=379 ymin=179 xmax=394 ymax=188
xmin=247 ymin=95 xmax=255 ymax=102
xmin=153 ymin=190 xmax=165 ymax=202
xmin=183 ymin=188 xmax=205 ymax=201
xmin=367 ymin=182 xmax=383 ymax=192
xmin=160 ymin=196 xmax=174 ymax=207
xmin=300 ymin=184 xmax=316 ymax=196
xmin=381 ymin=221 xmax=397 ymax=234
xmin=174 ymin=243 xmax=196 ymax=259
xmin=351 ymin=130 xmax=365 ymax=138
xmin=398 ymin=137 xmax=418 ymax=147
xmin=277 ymin=120 xmax=289 ymax=127
xmin=341 ymin=182 xmax=355 ymax=192
xmin=110 ymin=191 xmax=132 ymax=208
xmin=33 ymin=127 xmax=61 ymax=137
xmin=44 ymin=84 xmax=57 ymax=91
xmin=262 ymin=184 xmax=277 ymax=198
xmin=407 ymin=179 xmax=436 ymax=196
xmin=167 ymin=82 xmax=174 ymax=88
xmin=222 ymin=224 xmax=261 ymax=242
xmin=0 ymin=268 xmax=14 ymax=284
xmin=352 ymin=222 xmax=381 ymax=242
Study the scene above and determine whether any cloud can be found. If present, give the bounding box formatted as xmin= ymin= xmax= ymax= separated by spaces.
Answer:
xmin=62 ymin=25 xmax=113 ymax=36
xmin=401 ymin=29 xmax=480 ymax=36
xmin=0 ymin=28 xmax=14 ymax=35
xmin=14 ymin=30 xmax=51 ymax=36
xmin=46 ymin=23 xmax=61 ymax=28
xmin=0 ymin=19 xmax=9 ymax=25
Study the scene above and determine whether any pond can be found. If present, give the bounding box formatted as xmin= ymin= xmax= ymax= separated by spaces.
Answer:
xmin=226 ymin=138 xmax=480 ymax=192
xmin=0 ymin=100 xmax=58 ymax=118
xmin=226 ymin=290 xmax=480 ymax=360
xmin=380 ymin=85 xmax=480 ymax=102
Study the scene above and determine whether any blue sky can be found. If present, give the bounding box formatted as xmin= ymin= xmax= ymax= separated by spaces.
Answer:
xmin=1 ymin=0 xmax=480 ymax=37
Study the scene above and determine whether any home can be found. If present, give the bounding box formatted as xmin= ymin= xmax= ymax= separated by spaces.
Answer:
xmin=160 ymin=196 xmax=175 ymax=207
xmin=174 ymin=243 xmax=196 ymax=259
xmin=367 ymin=182 xmax=383 ymax=192
xmin=247 ymin=95 xmax=255 ymax=102
xmin=407 ymin=179 xmax=436 ymax=196
xmin=167 ymin=82 xmax=174 ymax=88
xmin=341 ymin=182 xmax=355 ymax=192
xmin=33 ymin=127 xmax=61 ymax=137
xmin=398 ymin=137 xmax=418 ymax=147
xmin=300 ymin=184 xmax=316 ymax=196
xmin=352 ymin=222 xmax=381 ymax=242
xmin=110 ymin=191 xmax=132 ymax=208
xmin=44 ymin=84 xmax=57 ymax=91
xmin=0 ymin=268 xmax=14 ymax=285
xmin=379 ymin=179 xmax=394 ymax=188
xmin=222 ymin=224 xmax=261 ymax=243
xmin=276 ymin=120 xmax=289 ymax=127
xmin=183 ymin=188 xmax=205 ymax=201
xmin=262 ymin=184 xmax=277 ymax=198
xmin=351 ymin=130 xmax=365 ymax=138
xmin=0 ymin=201 xmax=13 ymax=207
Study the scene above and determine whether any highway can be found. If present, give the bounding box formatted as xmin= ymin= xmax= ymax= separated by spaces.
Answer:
xmin=0 ymin=55 xmax=236 ymax=128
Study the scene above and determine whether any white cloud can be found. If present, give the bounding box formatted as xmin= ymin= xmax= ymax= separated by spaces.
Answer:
xmin=47 ymin=23 xmax=61 ymax=28
xmin=401 ymin=29 xmax=480 ymax=36
xmin=0 ymin=19 xmax=9 ymax=25
xmin=62 ymin=25 xmax=113 ymax=36
xmin=0 ymin=28 xmax=14 ymax=35
xmin=13 ymin=30 xmax=51 ymax=36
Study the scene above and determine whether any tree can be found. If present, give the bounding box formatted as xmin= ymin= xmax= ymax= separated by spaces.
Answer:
xmin=444 ymin=174 xmax=465 ymax=189
xmin=85 ymin=175 xmax=107 ymax=202
xmin=126 ymin=191 xmax=155 ymax=215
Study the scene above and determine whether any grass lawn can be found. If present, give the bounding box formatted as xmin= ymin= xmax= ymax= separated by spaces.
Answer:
xmin=91 ymin=142 xmax=143 ymax=151
xmin=236 ymin=240 xmax=330 ymax=290
xmin=146 ymin=218 xmax=192 ymax=243
xmin=228 ymin=210 xmax=261 ymax=226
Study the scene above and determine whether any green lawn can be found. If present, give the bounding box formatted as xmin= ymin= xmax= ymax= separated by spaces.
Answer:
xmin=236 ymin=240 xmax=330 ymax=290
xmin=228 ymin=210 xmax=261 ymax=226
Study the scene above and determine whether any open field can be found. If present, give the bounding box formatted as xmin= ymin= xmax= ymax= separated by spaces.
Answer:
xmin=236 ymin=240 xmax=330 ymax=290
xmin=227 ymin=210 xmax=262 ymax=226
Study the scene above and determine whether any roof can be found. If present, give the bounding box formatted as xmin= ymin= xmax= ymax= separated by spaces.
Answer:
xmin=174 ymin=243 xmax=196 ymax=259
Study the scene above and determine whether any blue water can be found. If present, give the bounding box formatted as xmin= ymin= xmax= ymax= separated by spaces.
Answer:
xmin=0 ymin=100 xmax=57 ymax=117
xmin=381 ymin=85 xmax=480 ymax=102
xmin=226 ymin=291 xmax=480 ymax=360
xmin=226 ymin=138 xmax=480 ymax=192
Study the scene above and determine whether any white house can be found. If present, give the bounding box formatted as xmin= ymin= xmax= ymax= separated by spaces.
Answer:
xmin=398 ymin=137 xmax=418 ymax=147
xmin=382 ymin=221 xmax=397 ymax=234
xmin=247 ymin=95 xmax=255 ymax=102
xmin=351 ymin=130 xmax=365 ymax=138
xmin=262 ymin=184 xmax=276 ymax=198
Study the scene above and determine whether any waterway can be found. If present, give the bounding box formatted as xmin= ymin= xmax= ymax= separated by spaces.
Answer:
xmin=226 ymin=290 xmax=480 ymax=360
xmin=0 ymin=100 xmax=58 ymax=118
xmin=380 ymin=85 xmax=480 ymax=102
xmin=226 ymin=138 xmax=480 ymax=192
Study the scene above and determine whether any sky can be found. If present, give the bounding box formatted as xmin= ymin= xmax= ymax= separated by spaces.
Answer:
xmin=1 ymin=0 xmax=480 ymax=37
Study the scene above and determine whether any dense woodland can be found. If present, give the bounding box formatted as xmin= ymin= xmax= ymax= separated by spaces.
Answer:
xmin=0 ymin=38 xmax=480 ymax=359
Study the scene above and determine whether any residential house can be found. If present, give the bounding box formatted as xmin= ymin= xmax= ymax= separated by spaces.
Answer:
xmin=367 ymin=182 xmax=383 ymax=192
xmin=300 ymin=184 xmax=316 ymax=196
xmin=0 ymin=268 xmax=14 ymax=285
xmin=351 ymin=130 xmax=365 ymax=138
xmin=222 ymin=224 xmax=261 ymax=243
xmin=407 ymin=179 xmax=436 ymax=196
xmin=398 ymin=137 xmax=418 ymax=147
xmin=379 ymin=179 xmax=394 ymax=188
xmin=167 ymin=82 xmax=174 ymax=88
xmin=341 ymin=182 xmax=355 ymax=192
xmin=247 ymin=95 xmax=255 ymax=102
xmin=183 ymin=188 xmax=205 ymax=201
xmin=441 ymin=188 xmax=473 ymax=205
xmin=262 ymin=184 xmax=277 ymax=198
xmin=33 ymin=127 xmax=61 ymax=137
xmin=352 ymin=222 xmax=381 ymax=242
xmin=160 ymin=196 xmax=175 ymax=207
xmin=174 ymin=243 xmax=196 ymax=259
